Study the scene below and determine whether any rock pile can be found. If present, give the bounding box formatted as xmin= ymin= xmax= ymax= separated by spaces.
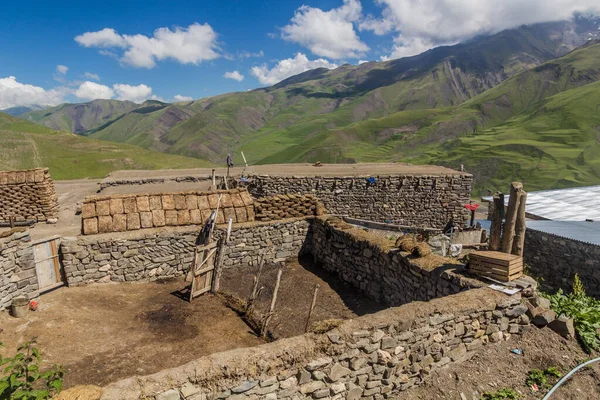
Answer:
xmin=0 ymin=168 xmax=59 ymax=224
xmin=254 ymin=194 xmax=323 ymax=221
xmin=81 ymin=188 xmax=255 ymax=235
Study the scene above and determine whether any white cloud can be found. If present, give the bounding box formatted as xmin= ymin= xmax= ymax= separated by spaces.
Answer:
xmin=358 ymin=59 xmax=369 ymax=65
xmin=224 ymin=71 xmax=244 ymax=81
xmin=74 ymin=28 xmax=126 ymax=48
xmin=282 ymin=0 xmax=368 ymax=59
xmin=239 ymin=50 xmax=264 ymax=59
xmin=74 ymin=82 xmax=115 ymax=100
xmin=56 ymin=65 xmax=68 ymax=74
xmin=75 ymin=23 xmax=220 ymax=68
xmin=361 ymin=0 xmax=600 ymax=59
xmin=83 ymin=72 xmax=100 ymax=81
xmin=174 ymin=95 xmax=193 ymax=102
xmin=0 ymin=76 xmax=67 ymax=109
xmin=251 ymin=53 xmax=338 ymax=85
xmin=113 ymin=83 xmax=153 ymax=102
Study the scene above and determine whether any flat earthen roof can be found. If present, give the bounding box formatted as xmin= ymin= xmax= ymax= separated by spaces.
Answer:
xmin=106 ymin=163 xmax=468 ymax=181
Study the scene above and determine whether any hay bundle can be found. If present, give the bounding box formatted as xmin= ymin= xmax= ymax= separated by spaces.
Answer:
xmin=412 ymin=242 xmax=431 ymax=258
xmin=396 ymin=236 xmax=417 ymax=252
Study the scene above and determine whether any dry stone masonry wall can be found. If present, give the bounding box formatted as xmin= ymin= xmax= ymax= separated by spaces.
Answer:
xmin=247 ymin=174 xmax=472 ymax=229
xmin=0 ymin=168 xmax=59 ymax=224
xmin=100 ymin=289 xmax=530 ymax=400
xmin=61 ymin=219 xmax=311 ymax=286
xmin=81 ymin=188 xmax=255 ymax=235
xmin=309 ymin=216 xmax=483 ymax=306
xmin=253 ymin=194 xmax=323 ymax=221
xmin=0 ymin=231 xmax=38 ymax=309
xmin=525 ymin=228 xmax=600 ymax=297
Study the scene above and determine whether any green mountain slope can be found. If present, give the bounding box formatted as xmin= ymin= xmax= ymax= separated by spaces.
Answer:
xmin=22 ymin=18 xmax=598 ymax=165
xmin=0 ymin=112 xmax=210 ymax=179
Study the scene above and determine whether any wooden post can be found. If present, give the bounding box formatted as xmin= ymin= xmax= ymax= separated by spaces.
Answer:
xmin=489 ymin=192 xmax=504 ymax=251
xmin=304 ymin=284 xmax=320 ymax=333
xmin=511 ymin=191 xmax=528 ymax=256
xmin=211 ymin=238 xmax=226 ymax=293
xmin=241 ymin=151 xmax=248 ymax=168
xmin=501 ymin=182 xmax=524 ymax=253
xmin=208 ymin=194 xmax=222 ymax=242
xmin=211 ymin=169 xmax=216 ymax=190
xmin=262 ymin=266 xmax=282 ymax=338
xmin=250 ymin=251 xmax=266 ymax=302
xmin=226 ymin=218 xmax=233 ymax=242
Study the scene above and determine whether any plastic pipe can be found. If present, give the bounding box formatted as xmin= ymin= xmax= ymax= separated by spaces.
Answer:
xmin=542 ymin=357 xmax=600 ymax=399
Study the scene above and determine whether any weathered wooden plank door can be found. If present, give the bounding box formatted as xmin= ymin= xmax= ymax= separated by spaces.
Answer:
xmin=189 ymin=241 xmax=218 ymax=301
xmin=32 ymin=237 xmax=63 ymax=292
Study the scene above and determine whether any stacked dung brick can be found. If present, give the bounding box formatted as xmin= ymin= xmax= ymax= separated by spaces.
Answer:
xmin=0 ymin=168 xmax=59 ymax=224
xmin=253 ymin=193 xmax=324 ymax=221
xmin=81 ymin=188 xmax=255 ymax=235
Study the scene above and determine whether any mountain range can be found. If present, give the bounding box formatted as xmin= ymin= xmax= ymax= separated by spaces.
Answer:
xmin=6 ymin=16 xmax=600 ymax=192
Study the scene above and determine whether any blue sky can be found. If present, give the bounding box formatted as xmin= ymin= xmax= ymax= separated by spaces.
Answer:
xmin=1 ymin=0 xmax=598 ymax=108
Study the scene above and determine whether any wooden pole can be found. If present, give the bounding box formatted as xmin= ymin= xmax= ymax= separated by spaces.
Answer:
xmin=501 ymin=182 xmax=524 ymax=253
xmin=226 ymin=218 xmax=233 ymax=242
xmin=262 ymin=266 xmax=283 ymax=338
xmin=211 ymin=238 xmax=226 ymax=293
xmin=211 ymin=169 xmax=216 ymax=190
xmin=208 ymin=194 xmax=222 ymax=242
xmin=511 ymin=191 xmax=528 ymax=256
xmin=489 ymin=192 xmax=504 ymax=251
xmin=241 ymin=151 xmax=248 ymax=168
xmin=250 ymin=251 xmax=266 ymax=302
xmin=304 ymin=284 xmax=320 ymax=333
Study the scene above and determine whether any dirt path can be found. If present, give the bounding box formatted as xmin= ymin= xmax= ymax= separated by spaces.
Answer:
xmin=402 ymin=327 xmax=600 ymax=400
xmin=0 ymin=280 xmax=263 ymax=388
xmin=220 ymin=256 xmax=386 ymax=339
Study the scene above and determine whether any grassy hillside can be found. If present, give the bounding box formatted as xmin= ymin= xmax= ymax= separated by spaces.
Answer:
xmin=0 ymin=113 xmax=210 ymax=179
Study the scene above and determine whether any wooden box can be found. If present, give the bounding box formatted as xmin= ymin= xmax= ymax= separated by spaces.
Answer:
xmin=469 ymin=250 xmax=523 ymax=282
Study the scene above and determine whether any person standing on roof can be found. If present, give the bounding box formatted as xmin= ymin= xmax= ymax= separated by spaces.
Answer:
xmin=226 ymin=153 xmax=234 ymax=168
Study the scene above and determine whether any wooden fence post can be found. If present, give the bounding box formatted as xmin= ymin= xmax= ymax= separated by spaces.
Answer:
xmin=501 ymin=182 xmax=524 ymax=253
xmin=489 ymin=192 xmax=504 ymax=251
xmin=511 ymin=191 xmax=527 ymax=256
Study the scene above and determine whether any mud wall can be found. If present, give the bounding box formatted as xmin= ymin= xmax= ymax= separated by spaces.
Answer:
xmin=100 ymin=288 xmax=529 ymax=400
xmin=310 ymin=216 xmax=482 ymax=306
xmin=0 ymin=168 xmax=59 ymax=224
xmin=247 ymin=173 xmax=472 ymax=229
xmin=524 ymin=228 xmax=600 ymax=297
xmin=61 ymin=219 xmax=311 ymax=286
xmin=80 ymin=188 xmax=255 ymax=235
xmin=0 ymin=231 xmax=38 ymax=309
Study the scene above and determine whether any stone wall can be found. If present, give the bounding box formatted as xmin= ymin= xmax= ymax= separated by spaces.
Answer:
xmin=81 ymin=188 xmax=255 ymax=235
xmin=0 ymin=168 xmax=59 ymax=224
xmin=61 ymin=219 xmax=311 ymax=286
xmin=310 ymin=216 xmax=482 ymax=306
xmin=524 ymin=228 xmax=600 ymax=297
xmin=0 ymin=231 xmax=38 ymax=309
xmin=100 ymin=288 xmax=529 ymax=400
xmin=253 ymin=194 xmax=323 ymax=222
xmin=247 ymin=174 xmax=472 ymax=229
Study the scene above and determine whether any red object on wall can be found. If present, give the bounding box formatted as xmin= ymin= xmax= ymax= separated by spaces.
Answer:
xmin=464 ymin=203 xmax=480 ymax=211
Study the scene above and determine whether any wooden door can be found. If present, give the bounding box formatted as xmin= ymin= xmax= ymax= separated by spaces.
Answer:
xmin=190 ymin=241 xmax=218 ymax=301
xmin=33 ymin=237 xmax=63 ymax=292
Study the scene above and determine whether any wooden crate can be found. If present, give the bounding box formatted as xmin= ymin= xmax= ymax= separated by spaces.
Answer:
xmin=468 ymin=250 xmax=523 ymax=282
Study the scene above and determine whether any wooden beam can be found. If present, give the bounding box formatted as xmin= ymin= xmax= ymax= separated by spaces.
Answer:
xmin=489 ymin=192 xmax=504 ymax=251
xmin=511 ymin=191 xmax=527 ymax=256
xmin=304 ymin=284 xmax=320 ymax=333
xmin=262 ymin=266 xmax=283 ymax=338
xmin=211 ymin=238 xmax=226 ymax=293
xmin=501 ymin=182 xmax=524 ymax=253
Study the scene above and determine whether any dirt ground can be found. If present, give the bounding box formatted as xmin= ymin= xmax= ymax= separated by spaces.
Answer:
xmin=403 ymin=327 xmax=600 ymax=400
xmin=0 ymin=280 xmax=263 ymax=388
xmin=220 ymin=256 xmax=386 ymax=339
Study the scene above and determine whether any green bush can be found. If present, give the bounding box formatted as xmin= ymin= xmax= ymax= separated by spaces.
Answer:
xmin=544 ymin=274 xmax=600 ymax=353
xmin=0 ymin=338 xmax=63 ymax=399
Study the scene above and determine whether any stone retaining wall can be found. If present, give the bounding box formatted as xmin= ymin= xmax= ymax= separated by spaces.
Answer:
xmin=81 ymin=188 xmax=255 ymax=235
xmin=61 ymin=219 xmax=311 ymax=286
xmin=247 ymin=174 xmax=472 ymax=229
xmin=0 ymin=168 xmax=59 ymax=224
xmin=524 ymin=228 xmax=600 ymax=297
xmin=310 ymin=216 xmax=482 ymax=306
xmin=254 ymin=194 xmax=323 ymax=221
xmin=0 ymin=231 xmax=38 ymax=309
xmin=100 ymin=288 xmax=529 ymax=400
